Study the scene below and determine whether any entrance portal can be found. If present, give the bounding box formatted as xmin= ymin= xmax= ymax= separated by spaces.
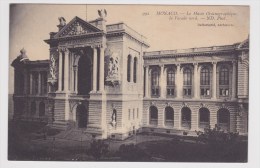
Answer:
xmin=76 ymin=104 xmax=88 ymax=128
xmin=78 ymin=53 xmax=92 ymax=95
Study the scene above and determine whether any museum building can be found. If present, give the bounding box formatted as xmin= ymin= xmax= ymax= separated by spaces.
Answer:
xmin=11 ymin=12 xmax=249 ymax=140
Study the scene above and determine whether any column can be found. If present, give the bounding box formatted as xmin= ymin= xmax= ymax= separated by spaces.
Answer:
xmin=193 ymin=63 xmax=199 ymax=99
xmin=29 ymin=72 xmax=33 ymax=94
xmin=176 ymin=64 xmax=183 ymax=98
xmin=92 ymin=47 xmax=97 ymax=92
xmin=58 ymin=51 xmax=63 ymax=91
xmin=145 ymin=66 xmax=149 ymax=97
xmin=212 ymin=62 xmax=217 ymax=99
xmin=232 ymin=61 xmax=237 ymax=99
xmin=38 ymin=72 xmax=41 ymax=95
xmin=73 ymin=66 xmax=78 ymax=94
xmin=99 ymin=47 xmax=105 ymax=92
xmin=64 ymin=50 xmax=70 ymax=92
xmin=160 ymin=65 xmax=166 ymax=98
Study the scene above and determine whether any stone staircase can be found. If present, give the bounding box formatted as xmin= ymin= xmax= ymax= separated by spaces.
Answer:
xmin=48 ymin=120 xmax=68 ymax=130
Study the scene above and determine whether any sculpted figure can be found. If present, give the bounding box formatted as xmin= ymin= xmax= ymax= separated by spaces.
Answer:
xmin=58 ymin=17 xmax=66 ymax=26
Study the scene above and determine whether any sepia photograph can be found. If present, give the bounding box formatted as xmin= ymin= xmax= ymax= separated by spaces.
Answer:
xmin=5 ymin=2 xmax=253 ymax=165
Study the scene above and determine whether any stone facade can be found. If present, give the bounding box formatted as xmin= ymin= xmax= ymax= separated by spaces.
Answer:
xmin=11 ymin=13 xmax=249 ymax=140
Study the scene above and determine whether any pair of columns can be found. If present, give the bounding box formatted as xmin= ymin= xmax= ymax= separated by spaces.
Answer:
xmin=144 ymin=61 xmax=237 ymax=99
xmin=92 ymin=47 xmax=105 ymax=92
xmin=57 ymin=47 xmax=105 ymax=93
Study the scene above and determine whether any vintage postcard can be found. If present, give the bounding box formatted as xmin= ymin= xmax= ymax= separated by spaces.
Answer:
xmin=6 ymin=3 xmax=251 ymax=165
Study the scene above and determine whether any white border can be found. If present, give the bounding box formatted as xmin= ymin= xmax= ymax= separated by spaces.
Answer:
xmin=1 ymin=0 xmax=260 ymax=168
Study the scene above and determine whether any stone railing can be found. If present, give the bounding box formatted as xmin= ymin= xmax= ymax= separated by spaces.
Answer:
xmin=144 ymin=44 xmax=236 ymax=56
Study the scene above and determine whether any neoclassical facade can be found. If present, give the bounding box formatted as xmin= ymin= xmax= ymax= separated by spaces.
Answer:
xmin=11 ymin=12 xmax=249 ymax=139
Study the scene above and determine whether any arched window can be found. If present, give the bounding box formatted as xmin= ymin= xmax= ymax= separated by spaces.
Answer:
xmin=151 ymin=69 xmax=159 ymax=96
xmin=167 ymin=69 xmax=175 ymax=96
xmin=219 ymin=66 xmax=229 ymax=96
xmin=165 ymin=106 xmax=174 ymax=127
xmin=133 ymin=57 xmax=137 ymax=83
xmin=199 ymin=107 xmax=210 ymax=129
xmin=181 ymin=107 xmax=191 ymax=129
xmin=39 ymin=102 xmax=45 ymax=117
xmin=149 ymin=106 xmax=158 ymax=126
xmin=217 ymin=108 xmax=230 ymax=131
xmin=127 ymin=55 xmax=131 ymax=82
xmin=183 ymin=67 xmax=192 ymax=96
xmin=30 ymin=101 xmax=36 ymax=116
xmin=200 ymin=67 xmax=211 ymax=96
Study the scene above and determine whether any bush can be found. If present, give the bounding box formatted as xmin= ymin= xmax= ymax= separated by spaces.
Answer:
xmin=88 ymin=139 xmax=109 ymax=160
xmin=118 ymin=143 xmax=149 ymax=161
xmin=196 ymin=125 xmax=239 ymax=146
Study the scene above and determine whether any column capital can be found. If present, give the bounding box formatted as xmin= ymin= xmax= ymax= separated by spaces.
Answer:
xmin=193 ymin=62 xmax=198 ymax=66
xmin=159 ymin=64 xmax=164 ymax=68
xmin=212 ymin=61 xmax=217 ymax=65
xmin=232 ymin=60 xmax=238 ymax=64
xmin=58 ymin=47 xmax=69 ymax=53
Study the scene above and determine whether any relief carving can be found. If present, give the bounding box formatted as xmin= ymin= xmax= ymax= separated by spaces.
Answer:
xmin=105 ymin=49 xmax=121 ymax=86
xmin=49 ymin=50 xmax=59 ymax=85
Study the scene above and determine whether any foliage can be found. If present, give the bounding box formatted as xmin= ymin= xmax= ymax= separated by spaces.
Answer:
xmin=195 ymin=124 xmax=239 ymax=146
xmin=88 ymin=139 xmax=109 ymax=160
xmin=118 ymin=143 xmax=150 ymax=161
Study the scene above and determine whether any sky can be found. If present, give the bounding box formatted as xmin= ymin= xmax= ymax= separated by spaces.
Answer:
xmin=8 ymin=4 xmax=249 ymax=93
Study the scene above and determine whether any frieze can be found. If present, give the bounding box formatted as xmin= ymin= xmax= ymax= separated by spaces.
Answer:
xmin=107 ymin=36 xmax=123 ymax=42
xmin=58 ymin=37 xmax=103 ymax=47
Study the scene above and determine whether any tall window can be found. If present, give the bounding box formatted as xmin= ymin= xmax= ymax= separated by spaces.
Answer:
xmin=219 ymin=66 xmax=229 ymax=96
xmin=30 ymin=101 xmax=36 ymax=115
xmin=167 ymin=69 xmax=175 ymax=96
xmin=165 ymin=106 xmax=174 ymax=127
xmin=181 ymin=107 xmax=191 ymax=129
xmin=217 ymin=108 xmax=230 ymax=131
xmin=41 ymin=72 xmax=48 ymax=95
xmin=128 ymin=109 xmax=131 ymax=120
xmin=39 ymin=102 xmax=45 ymax=117
xmin=127 ymin=55 xmax=131 ymax=82
xmin=199 ymin=107 xmax=210 ymax=129
xmin=200 ymin=67 xmax=211 ymax=96
xmin=149 ymin=106 xmax=158 ymax=126
xmin=32 ymin=72 xmax=38 ymax=95
xmin=183 ymin=68 xmax=192 ymax=96
xmin=151 ymin=69 xmax=159 ymax=96
xmin=133 ymin=57 xmax=137 ymax=83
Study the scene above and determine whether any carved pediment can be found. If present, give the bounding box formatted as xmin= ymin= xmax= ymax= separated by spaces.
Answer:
xmin=54 ymin=16 xmax=101 ymax=38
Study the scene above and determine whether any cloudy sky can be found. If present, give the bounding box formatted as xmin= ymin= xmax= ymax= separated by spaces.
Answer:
xmin=9 ymin=4 xmax=249 ymax=93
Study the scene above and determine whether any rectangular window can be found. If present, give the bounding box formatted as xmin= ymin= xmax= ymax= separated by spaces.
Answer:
xmin=137 ymin=108 xmax=139 ymax=119
xmin=219 ymin=89 xmax=229 ymax=96
xmin=128 ymin=109 xmax=131 ymax=120
xmin=167 ymin=88 xmax=174 ymax=96
xmin=133 ymin=109 xmax=135 ymax=120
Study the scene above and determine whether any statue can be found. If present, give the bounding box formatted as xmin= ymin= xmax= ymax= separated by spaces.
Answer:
xmin=111 ymin=109 xmax=117 ymax=127
xmin=58 ymin=17 xmax=66 ymax=26
xmin=50 ymin=55 xmax=57 ymax=79
xmin=98 ymin=9 xmax=107 ymax=18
